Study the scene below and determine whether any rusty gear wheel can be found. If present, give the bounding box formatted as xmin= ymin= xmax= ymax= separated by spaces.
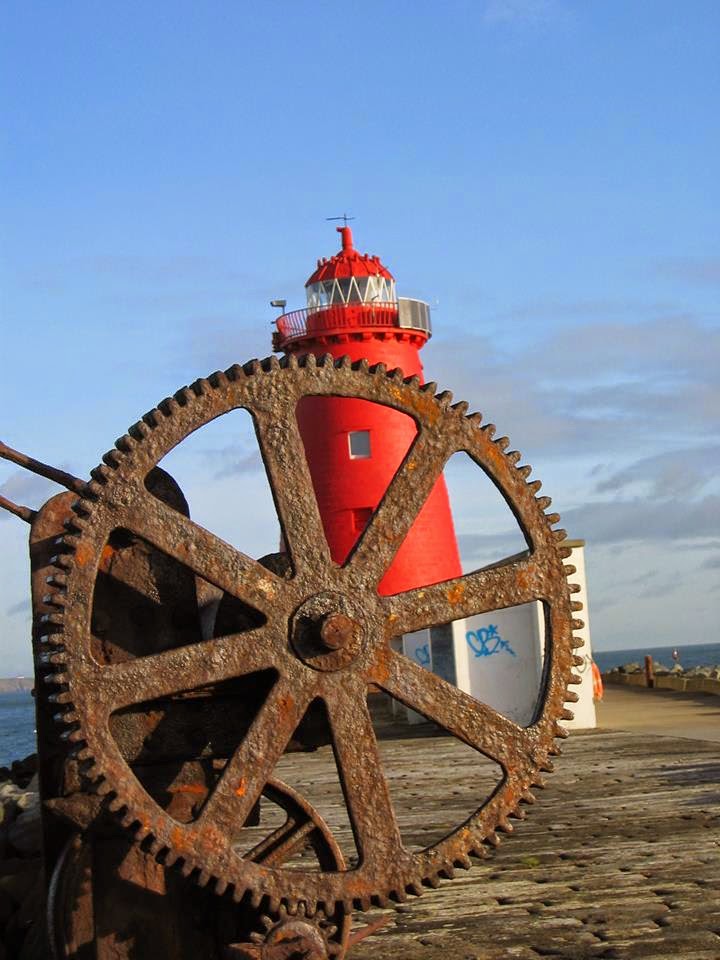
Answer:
xmin=46 ymin=355 xmax=583 ymax=913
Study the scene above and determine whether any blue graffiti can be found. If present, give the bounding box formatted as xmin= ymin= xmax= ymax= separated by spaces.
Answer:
xmin=413 ymin=643 xmax=431 ymax=668
xmin=466 ymin=625 xmax=516 ymax=659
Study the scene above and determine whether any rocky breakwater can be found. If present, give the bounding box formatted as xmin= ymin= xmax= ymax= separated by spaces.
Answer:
xmin=0 ymin=755 xmax=44 ymax=959
xmin=603 ymin=660 xmax=720 ymax=695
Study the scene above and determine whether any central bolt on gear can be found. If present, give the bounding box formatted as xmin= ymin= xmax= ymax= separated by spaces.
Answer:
xmin=41 ymin=355 xmax=582 ymax=948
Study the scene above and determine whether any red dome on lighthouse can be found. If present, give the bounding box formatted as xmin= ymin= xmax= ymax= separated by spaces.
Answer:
xmin=306 ymin=226 xmax=394 ymax=283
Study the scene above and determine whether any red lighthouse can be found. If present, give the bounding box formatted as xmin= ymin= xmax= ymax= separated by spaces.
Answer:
xmin=273 ymin=226 xmax=462 ymax=596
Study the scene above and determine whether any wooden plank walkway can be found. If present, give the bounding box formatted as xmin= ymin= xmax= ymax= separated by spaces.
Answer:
xmin=285 ymin=724 xmax=720 ymax=960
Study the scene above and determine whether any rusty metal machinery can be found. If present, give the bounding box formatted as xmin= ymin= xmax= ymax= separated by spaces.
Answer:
xmin=1 ymin=355 xmax=582 ymax=959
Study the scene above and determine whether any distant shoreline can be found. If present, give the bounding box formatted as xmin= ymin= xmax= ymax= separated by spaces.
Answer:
xmin=0 ymin=679 xmax=33 ymax=694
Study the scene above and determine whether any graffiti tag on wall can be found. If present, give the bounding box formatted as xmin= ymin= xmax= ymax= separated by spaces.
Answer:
xmin=413 ymin=643 xmax=431 ymax=668
xmin=466 ymin=625 xmax=516 ymax=659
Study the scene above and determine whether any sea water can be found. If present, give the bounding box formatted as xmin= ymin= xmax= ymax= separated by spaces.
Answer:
xmin=0 ymin=690 xmax=36 ymax=768
xmin=594 ymin=642 xmax=720 ymax=674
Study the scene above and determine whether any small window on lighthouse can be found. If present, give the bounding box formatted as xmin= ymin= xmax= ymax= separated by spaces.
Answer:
xmin=348 ymin=430 xmax=371 ymax=459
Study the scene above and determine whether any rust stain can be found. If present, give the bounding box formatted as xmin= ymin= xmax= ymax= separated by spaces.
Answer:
xmin=74 ymin=542 xmax=93 ymax=568
xmin=235 ymin=777 xmax=247 ymax=797
xmin=446 ymin=582 xmax=465 ymax=605
xmin=169 ymin=783 xmax=208 ymax=796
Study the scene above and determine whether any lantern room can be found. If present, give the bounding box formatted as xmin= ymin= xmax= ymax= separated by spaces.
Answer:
xmin=272 ymin=226 xmax=432 ymax=353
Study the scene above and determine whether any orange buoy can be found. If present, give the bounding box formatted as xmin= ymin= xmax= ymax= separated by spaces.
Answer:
xmin=592 ymin=661 xmax=604 ymax=701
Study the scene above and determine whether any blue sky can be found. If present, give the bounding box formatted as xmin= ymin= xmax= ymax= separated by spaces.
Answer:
xmin=1 ymin=0 xmax=718 ymax=675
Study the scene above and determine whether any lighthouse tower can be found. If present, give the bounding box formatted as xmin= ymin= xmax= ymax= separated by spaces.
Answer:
xmin=272 ymin=226 xmax=462 ymax=596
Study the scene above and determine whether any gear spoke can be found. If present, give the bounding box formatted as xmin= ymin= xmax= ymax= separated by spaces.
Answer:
xmin=325 ymin=676 xmax=404 ymax=870
xmin=245 ymin=815 xmax=316 ymax=868
xmin=253 ymin=404 xmax=330 ymax=578
xmin=118 ymin=487 xmax=284 ymax=615
xmin=345 ymin=428 xmax=450 ymax=587
xmin=371 ymin=648 xmax=536 ymax=769
xmin=198 ymin=676 xmax=317 ymax=832
xmin=84 ymin=629 xmax=275 ymax=713
xmin=383 ymin=551 xmax=543 ymax=634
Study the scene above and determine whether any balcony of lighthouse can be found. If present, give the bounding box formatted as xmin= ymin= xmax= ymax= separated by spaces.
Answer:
xmin=272 ymin=295 xmax=433 ymax=352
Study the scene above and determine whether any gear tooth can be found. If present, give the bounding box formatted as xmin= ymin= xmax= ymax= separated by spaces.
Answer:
xmin=353 ymin=358 xmax=369 ymax=373
xmin=560 ymin=708 xmax=575 ymax=722
xmin=260 ymin=356 xmax=280 ymax=373
xmin=553 ymin=528 xmax=568 ymax=542
xmin=225 ymin=363 xmax=244 ymax=381
xmin=564 ymin=563 xmax=577 ymax=576
xmin=494 ymin=435 xmax=510 ymax=451
xmin=515 ymin=464 xmax=532 ymax=479
xmin=372 ymin=893 xmax=389 ymax=909
xmin=420 ymin=380 xmax=437 ymax=394
xmin=568 ymin=582 xmax=581 ymax=595
xmin=532 ymin=775 xmax=546 ymax=790
xmin=304 ymin=898 xmax=317 ymax=916
xmin=540 ymin=757 xmax=555 ymax=772
xmin=128 ymin=420 xmax=150 ymax=441
xmin=527 ymin=479 xmax=542 ymax=494
xmin=191 ymin=376 xmax=212 ymax=394
xmin=508 ymin=806 xmax=526 ymax=821
xmin=387 ymin=366 xmax=404 ymax=380
xmin=72 ymin=498 xmax=92 ymax=519
xmin=570 ymin=600 xmax=583 ymax=612
xmin=107 ymin=796 xmax=125 ymax=813
xmin=315 ymin=352 xmax=333 ymax=368
xmin=196 ymin=869 xmax=212 ymax=888
xmin=267 ymin=895 xmax=281 ymax=914
xmin=485 ymin=832 xmax=500 ymax=848
xmin=506 ymin=450 xmax=521 ymax=465
xmin=212 ymin=877 xmax=228 ymax=896
xmin=407 ymin=881 xmax=423 ymax=898
xmin=545 ymin=512 xmax=561 ymax=526
xmin=554 ymin=723 xmax=570 ymax=740
xmin=403 ymin=373 xmax=420 ymax=388
xmin=497 ymin=817 xmax=513 ymax=834
xmin=469 ymin=845 xmax=488 ymax=860
xmin=422 ymin=873 xmax=441 ymax=889
xmin=336 ymin=354 xmax=353 ymax=369
xmin=158 ymin=397 xmax=180 ymax=418
xmin=50 ymin=553 xmax=73 ymax=570
xmin=161 ymin=850 xmax=179 ymax=868
xmin=435 ymin=389 xmax=453 ymax=406
xmin=467 ymin=411 xmax=483 ymax=424
xmin=454 ymin=854 xmax=472 ymax=869
xmin=482 ymin=423 xmax=496 ymax=439
xmin=568 ymin=670 xmax=583 ymax=685
xmin=86 ymin=479 xmax=106 ymax=500
xmin=521 ymin=789 xmax=536 ymax=805
xmin=46 ymin=572 xmax=68 ymax=587
xmin=115 ymin=433 xmax=137 ymax=453
xmin=536 ymin=495 xmax=552 ymax=510
xmin=100 ymin=447 xmax=121 ymax=469
xmin=90 ymin=468 xmax=112 ymax=492
xmin=571 ymin=617 xmax=585 ymax=630
xmin=451 ymin=400 xmax=469 ymax=415
xmin=571 ymin=636 xmax=584 ymax=650
xmin=173 ymin=385 xmax=193 ymax=406
xmin=369 ymin=361 xmax=387 ymax=376
xmin=207 ymin=370 xmax=227 ymax=388
xmin=353 ymin=895 xmax=371 ymax=912
xmin=250 ymin=890 xmax=263 ymax=910
xmin=572 ymin=654 xmax=584 ymax=667
xmin=142 ymin=408 xmax=160 ymax=428
xmin=95 ymin=780 xmax=113 ymax=797
xmin=565 ymin=689 xmax=579 ymax=703
xmin=438 ymin=864 xmax=455 ymax=880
